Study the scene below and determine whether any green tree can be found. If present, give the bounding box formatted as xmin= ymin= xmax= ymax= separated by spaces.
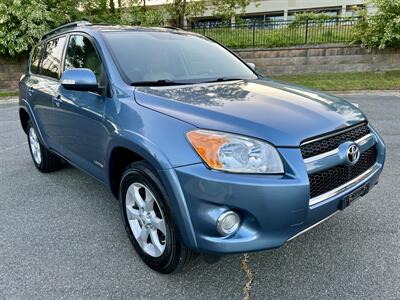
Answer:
xmin=0 ymin=0 xmax=50 ymax=56
xmin=0 ymin=0 xmax=83 ymax=56
xmin=165 ymin=0 xmax=205 ymax=28
xmin=165 ymin=0 xmax=258 ymax=28
xmin=211 ymin=0 xmax=259 ymax=22
xmin=121 ymin=0 xmax=165 ymax=26
xmin=353 ymin=0 xmax=400 ymax=49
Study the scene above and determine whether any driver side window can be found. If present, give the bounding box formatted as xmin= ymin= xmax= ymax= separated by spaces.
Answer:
xmin=64 ymin=35 xmax=105 ymax=87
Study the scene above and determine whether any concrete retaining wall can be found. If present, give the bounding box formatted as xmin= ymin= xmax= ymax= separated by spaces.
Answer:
xmin=1 ymin=45 xmax=400 ymax=91
xmin=234 ymin=45 xmax=400 ymax=76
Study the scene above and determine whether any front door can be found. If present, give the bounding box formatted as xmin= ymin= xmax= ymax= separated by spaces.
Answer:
xmin=53 ymin=34 xmax=110 ymax=181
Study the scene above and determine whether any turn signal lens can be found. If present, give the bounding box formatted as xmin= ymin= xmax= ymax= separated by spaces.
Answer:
xmin=186 ymin=129 xmax=284 ymax=174
xmin=186 ymin=130 xmax=228 ymax=169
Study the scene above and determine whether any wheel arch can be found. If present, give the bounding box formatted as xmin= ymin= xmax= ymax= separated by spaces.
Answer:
xmin=106 ymin=133 xmax=173 ymax=199
xmin=106 ymin=135 xmax=198 ymax=249
xmin=19 ymin=107 xmax=30 ymax=134
xmin=18 ymin=101 xmax=49 ymax=149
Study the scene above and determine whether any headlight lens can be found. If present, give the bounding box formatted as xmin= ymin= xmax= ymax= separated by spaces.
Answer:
xmin=186 ymin=130 xmax=284 ymax=174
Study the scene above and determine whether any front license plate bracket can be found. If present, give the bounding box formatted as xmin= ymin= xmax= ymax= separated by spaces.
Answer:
xmin=339 ymin=183 xmax=370 ymax=210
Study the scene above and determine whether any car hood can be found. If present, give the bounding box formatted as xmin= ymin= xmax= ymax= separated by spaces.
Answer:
xmin=134 ymin=79 xmax=366 ymax=147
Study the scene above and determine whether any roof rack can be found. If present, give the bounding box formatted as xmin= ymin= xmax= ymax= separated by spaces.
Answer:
xmin=41 ymin=21 xmax=92 ymax=40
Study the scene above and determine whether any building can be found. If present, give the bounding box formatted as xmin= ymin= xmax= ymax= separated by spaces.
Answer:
xmin=144 ymin=0 xmax=369 ymax=27
xmin=197 ymin=0 xmax=368 ymax=27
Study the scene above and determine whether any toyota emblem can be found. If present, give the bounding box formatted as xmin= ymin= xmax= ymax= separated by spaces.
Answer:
xmin=347 ymin=144 xmax=360 ymax=165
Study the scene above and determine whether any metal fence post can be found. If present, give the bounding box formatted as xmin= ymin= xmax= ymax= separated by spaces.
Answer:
xmin=252 ymin=22 xmax=256 ymax=48
xmin=305 ymin=19 xmax=309 ymax=44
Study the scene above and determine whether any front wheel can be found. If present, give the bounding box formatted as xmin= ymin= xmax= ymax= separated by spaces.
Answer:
xmin=120 ymin=161 xmax=196 ymax=274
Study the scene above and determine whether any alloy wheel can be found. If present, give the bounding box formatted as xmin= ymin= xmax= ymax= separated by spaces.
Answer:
xmin=29 ymin=127 xmax=42 ymax=165
xmin=125 ymin=182 xmax=167 ymax=257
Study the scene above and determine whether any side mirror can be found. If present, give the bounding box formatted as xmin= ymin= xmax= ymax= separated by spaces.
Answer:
xmin=60 ymin=68 xmax=98 ymax=92
xmin=247 ymin=62 xmax=256 ymax=71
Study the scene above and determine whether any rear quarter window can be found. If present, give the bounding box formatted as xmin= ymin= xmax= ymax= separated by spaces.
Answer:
xmin=40 ymin=36 xmax=66 ymax=79
xmin=30 ymin=44 xmax=44 ymax=74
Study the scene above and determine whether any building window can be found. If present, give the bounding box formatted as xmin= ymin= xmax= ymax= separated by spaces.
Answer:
xmin=288 ymin=7 xmax=341 ymax=20
xmin=345 ymin=5 xmax=365 ymax=16
xmin=190 ymin=18 xmax=230 ymax=28
xmin=241 ymin=12 xmax=285 ymax=24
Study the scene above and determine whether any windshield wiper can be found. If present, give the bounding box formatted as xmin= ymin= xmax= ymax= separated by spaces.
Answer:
xmin=202 ymin=77 xmax=246 ymax=83
xmin=130 ymin=79 xmax=192 ymax=86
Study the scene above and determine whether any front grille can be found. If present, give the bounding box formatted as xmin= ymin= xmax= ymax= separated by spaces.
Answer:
xmin=309 ymin=146 xmax=377 ymax=199
xmin=301 ymin=123 xmax=371 ymax=159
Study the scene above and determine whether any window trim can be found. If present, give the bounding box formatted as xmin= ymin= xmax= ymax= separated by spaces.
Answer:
xmin=62 ymin=32 xmax=111 ymax=96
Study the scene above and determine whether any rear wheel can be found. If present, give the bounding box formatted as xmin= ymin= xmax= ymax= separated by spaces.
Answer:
xmin=120 ymin=161 xmax=196 ymax=274
xmin=27 ymin=121 xmax=62 ymax=173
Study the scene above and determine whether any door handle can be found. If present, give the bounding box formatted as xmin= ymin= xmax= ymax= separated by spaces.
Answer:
xmin=53 ymin=95 xmax=63 ymax=107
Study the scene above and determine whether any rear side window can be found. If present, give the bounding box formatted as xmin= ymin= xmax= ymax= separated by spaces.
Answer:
xmin=30 ymin=44 xmax=43 ymax=74
xmin=64 ymin=35 xmax=103 ymax=83
xmin=40 ymin=36 xmax=66 ymax=79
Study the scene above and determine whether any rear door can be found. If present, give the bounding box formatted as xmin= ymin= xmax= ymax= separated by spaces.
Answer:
xmin=25 ymin=36 xmax=66 ymax=148
xmin=52 ymin=34 xmax=110 ymax=181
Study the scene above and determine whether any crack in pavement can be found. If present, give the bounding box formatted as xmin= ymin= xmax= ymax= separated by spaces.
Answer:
xmin=241 ymin=253 xmax=254 ymax=300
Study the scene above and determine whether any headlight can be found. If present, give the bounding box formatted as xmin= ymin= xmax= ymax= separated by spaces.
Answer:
xmin=186 ymin=130 xmax=284 ymax=174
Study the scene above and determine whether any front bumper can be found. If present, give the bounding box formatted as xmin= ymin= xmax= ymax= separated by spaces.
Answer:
xmin=173 ymin=128 xmax=385 ymax=255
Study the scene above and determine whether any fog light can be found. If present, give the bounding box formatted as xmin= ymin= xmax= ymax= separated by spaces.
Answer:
xmin=217 ymin=211 xmax=240 ymax=236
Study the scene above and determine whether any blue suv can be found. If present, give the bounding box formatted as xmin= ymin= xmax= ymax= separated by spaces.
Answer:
xmin=19 ymin=22 xmax=385 ymax=273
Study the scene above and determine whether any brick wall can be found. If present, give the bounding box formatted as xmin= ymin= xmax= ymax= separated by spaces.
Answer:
xmin=0 ymin=56 xmax=27 ymax=92
xmin=234 ymin=45 xmax=400 ymax=76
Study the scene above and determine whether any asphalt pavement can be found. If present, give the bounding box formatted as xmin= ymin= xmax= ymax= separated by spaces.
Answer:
xmin=1 ymin=91 xmax=399 ymax=299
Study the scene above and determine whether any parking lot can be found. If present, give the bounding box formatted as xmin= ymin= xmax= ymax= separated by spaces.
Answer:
xmin=1 ymin=92 xmax=399 ymax=299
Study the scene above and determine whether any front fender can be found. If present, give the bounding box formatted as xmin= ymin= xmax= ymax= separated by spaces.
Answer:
xmin=105 ymin=132 xmax=198 ymax=250
xmin=107 ymin=129 xmax=174 ymax=172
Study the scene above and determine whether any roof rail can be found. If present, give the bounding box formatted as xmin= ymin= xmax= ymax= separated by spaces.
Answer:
xmin=41 ymin=21 xmax=92 ymax=40
xmin=163 ymin=26 xmax=184 ymax=31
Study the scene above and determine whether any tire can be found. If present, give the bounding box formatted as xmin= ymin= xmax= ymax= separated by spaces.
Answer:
xmin=27 ymin=120 xmax=62 ymax=173
xmin=120 ymin=161 xmax=197 ymax=274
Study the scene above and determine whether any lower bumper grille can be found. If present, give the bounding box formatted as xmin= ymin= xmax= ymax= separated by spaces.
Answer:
xmin=309 ymin=146 xmax=378 ymax=199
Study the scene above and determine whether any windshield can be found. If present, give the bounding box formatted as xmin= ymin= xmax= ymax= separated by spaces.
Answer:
xmin=103 ymin=31 xmax=257 ymax=85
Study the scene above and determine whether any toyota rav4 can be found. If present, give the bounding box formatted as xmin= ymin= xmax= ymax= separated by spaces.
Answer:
xmin=19 ymin=22 xmax=385 ymax=273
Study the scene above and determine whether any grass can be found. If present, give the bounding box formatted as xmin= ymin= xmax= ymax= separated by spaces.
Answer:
xmin=0 ymin=91 xmax=18 ymax=98
xmin=271 ymin=71 xmax=400 ymax=91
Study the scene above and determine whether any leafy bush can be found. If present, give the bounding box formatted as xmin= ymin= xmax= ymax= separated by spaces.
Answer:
xmin=353 ymin=0 xmax=400 ymax=49
xmin=289 ymin=12 xmax=337 ymax=28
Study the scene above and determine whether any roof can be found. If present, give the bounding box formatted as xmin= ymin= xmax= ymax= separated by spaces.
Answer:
xmin=41 ymin=21 xmax=186 ymax=41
